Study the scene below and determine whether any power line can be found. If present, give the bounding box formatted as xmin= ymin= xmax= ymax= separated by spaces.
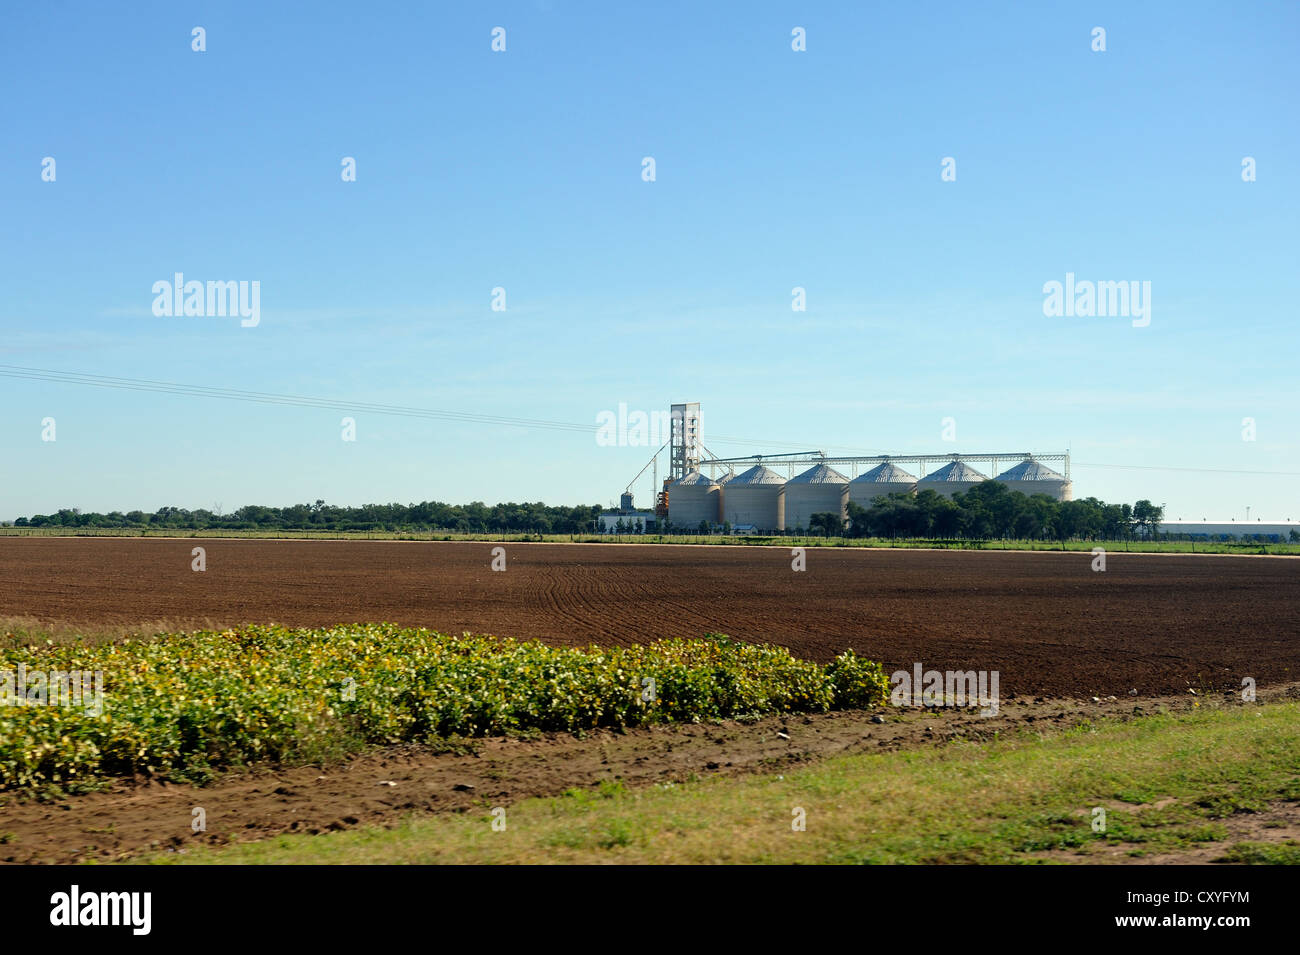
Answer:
xmin=1073 ymin=461 xmax=1300 ymax=477
xmin=0 ymin=363 xmax=881 ymax=452
xmin=1 ymin=364 xmax=1293 ymax=476
xmin=0 ymin=365 xmax=592 ymax=434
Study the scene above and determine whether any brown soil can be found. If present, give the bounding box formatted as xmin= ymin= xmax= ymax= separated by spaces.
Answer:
xmin=4 ymin=682 xmax=1293 ymax=865
xmin=1107 ymin=804 xmax=1300 ymax=864
xmin=1042 ymin=799 xmax=1300 ymax=865
xmin=2 ymin=538 xmax=1297 ymax=697
xmin=3 ymin=539 xmax=1296 ymax=864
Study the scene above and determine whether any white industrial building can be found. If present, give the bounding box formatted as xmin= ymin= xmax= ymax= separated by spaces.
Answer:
xmin=595 ymin=511 xmax=657 ymax=533
xmin=635 ymin=399 xmax=1077 ymax=531
xmin=1157 ymin=520 xmax=1299 ymax=541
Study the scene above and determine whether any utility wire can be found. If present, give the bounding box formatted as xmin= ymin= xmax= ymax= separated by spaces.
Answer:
xmin=1 ymin=364 xmax=1294 ymax=475
xmin=1072 ymin=462 xmax=1300 ymax=476
xmin=0 ymin=364 xmax=884 ymax=453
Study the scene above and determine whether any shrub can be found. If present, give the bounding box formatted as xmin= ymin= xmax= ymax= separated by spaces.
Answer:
xmin=826 ymin=650 xmax=892 ymax=709
xmin=0 ymin=625 xmax=889 ymax=790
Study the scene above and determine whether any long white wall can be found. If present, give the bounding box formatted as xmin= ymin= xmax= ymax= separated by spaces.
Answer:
xmin=1158 ymin=521 xmax=1298 ymax=539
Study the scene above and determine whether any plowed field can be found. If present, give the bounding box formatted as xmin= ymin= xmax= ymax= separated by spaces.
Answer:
xmin=1 ymin=538 xmax=1296 ymax=697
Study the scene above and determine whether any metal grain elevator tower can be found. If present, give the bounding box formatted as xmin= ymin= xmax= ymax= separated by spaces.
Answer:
xmin=669 ymin=402 xmax=702 ymax=481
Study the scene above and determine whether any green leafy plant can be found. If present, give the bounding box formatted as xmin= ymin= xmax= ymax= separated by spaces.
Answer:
xmin=0 ymin=625 xmax=888 ymax=791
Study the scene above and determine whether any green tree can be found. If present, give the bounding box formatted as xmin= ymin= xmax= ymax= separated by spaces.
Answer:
xmin=1133 ymin=500 xmax=1163 ymax=539
xmin=809 ymin=512 xmax=842 ymax=536
xmin=933 ymin=499 xmax=964 ymax=537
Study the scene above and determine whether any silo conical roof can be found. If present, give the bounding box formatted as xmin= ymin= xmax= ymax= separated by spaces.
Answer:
xmin=671 ymin=469 xmax=719 ymax=487
xmin=729 ymin=464 xmax=786 ymax=486
xmin=920 ymin=460 xmax=988 ymax=483
xmin=992 ymin=457 xmax=1072 ymax=501
xmin=851 ymin=462 xmax=918 ymax=484
xmin=789 ymin=463 xmax=848 ymax=484
xmin=994 ymin=458 xmax=1066 ymax=482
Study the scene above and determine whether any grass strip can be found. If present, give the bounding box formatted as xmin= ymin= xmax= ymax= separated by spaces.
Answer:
xmin=146 ymin=702 xmax=1300 ymax=864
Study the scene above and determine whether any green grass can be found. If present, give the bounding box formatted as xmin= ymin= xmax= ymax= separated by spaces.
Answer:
xmin=2 ymin=526 xmax=1293 ymax=555
xmin=1217 ymin=841 xmax=1300 ymax=864
xmin=143 ymin=701 xmax=1300 ymax=865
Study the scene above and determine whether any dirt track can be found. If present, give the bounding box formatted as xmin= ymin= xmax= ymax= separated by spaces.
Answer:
xmin=2 ymin=538 xmax=1297 ymax=698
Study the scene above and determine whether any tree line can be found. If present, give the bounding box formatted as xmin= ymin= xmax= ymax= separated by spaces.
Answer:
xmin=11 ymin=500 xmax=605 ymax=534
xmin=825 ymin=483 xmax=1166 ymax=540
xmin=14 ymin=485 xmax=1286 ymax=542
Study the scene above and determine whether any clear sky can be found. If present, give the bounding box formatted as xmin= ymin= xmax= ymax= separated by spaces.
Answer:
xmin=2 ymin=1 xmax=1297 ymax=521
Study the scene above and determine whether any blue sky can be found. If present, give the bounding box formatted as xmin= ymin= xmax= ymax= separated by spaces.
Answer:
xmin=1 ymin=1 xmax=1297 ymax=520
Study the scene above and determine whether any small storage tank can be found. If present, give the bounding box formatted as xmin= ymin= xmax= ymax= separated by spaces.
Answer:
xmin=918 ymin=459 xmax=988 ymax=499
xmin=848 ymin=461 xmax=918 ymax=505
xmin=994 ymin=457 xmax=1073 ymax=501
xmin=784 ymin=463 xmax=849 ymax=530
xmin=667 ymin=470 xmax=720 ymax=527
xmin=721 ymin=464 xmax=786 ymax=531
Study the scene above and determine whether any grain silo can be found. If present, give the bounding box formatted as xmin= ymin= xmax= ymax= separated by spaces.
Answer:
xmin=918 ymin=459 xmax=988 ymax=499
xmin=784 ymin=463 xmax=849 ymax=530
xmin=667 ymin=470 xmax=721 ymax=527
xmin=994 ymin=457 xmax=1073 ymax=501
xmin=848 ymin=461 xmax=918 ymax=505
xmin=715 ymin=469 xmax=735 ymax=520
xmin=722 ymin=464 xmax=785 ymax=531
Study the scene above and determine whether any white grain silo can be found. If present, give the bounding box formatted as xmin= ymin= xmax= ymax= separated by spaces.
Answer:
xmin=722 ymin=464 xmax=786 ymax=531
xmin=715 ymin=469 xmax=735 ymax=520
xmin=994 ymin=457 xmax=1073 ymax=501
xmin=918 ymin=459 xmax=988 ymax=499
xmin=784 ymin=463 xmax=849 ymax=530
xmin=667 ymin=470 xmax=721 ymax=528
xmin=848 ymin=461 xmax=918 ymax=505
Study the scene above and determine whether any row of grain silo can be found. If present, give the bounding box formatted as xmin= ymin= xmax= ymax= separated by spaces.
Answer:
xmin=666 ymin=456 xmax=1071 ymax=531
